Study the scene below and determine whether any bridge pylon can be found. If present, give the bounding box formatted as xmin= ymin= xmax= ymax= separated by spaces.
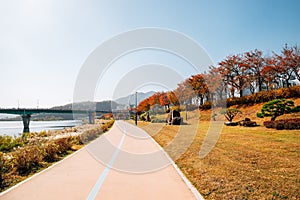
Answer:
xmin=22 ymin=114 xmax=31 ymax=133
xmin=88 ymin=111 xmax=95 ymax=124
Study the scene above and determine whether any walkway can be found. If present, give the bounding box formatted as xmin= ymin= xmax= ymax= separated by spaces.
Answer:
xmin=0 ymin=121 xmax=203 ymax=200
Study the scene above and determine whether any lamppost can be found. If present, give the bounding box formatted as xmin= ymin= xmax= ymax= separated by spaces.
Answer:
xmin=185 ymin=102 xmax=188 ymax=121
xmin=135 ymin=91 xmax=138 ymax=126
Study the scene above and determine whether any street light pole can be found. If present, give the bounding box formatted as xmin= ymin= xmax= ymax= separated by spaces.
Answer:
xmin=185 ymin=103 xmax=188 ymax=121
xmin=135 ymin=91 xmax=138 ymax=126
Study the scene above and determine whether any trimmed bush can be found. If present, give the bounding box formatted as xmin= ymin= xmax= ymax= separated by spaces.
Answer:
xmin=263 ymin=118 xmax=300 ymax=130
xmin=276 ymin=123 xmax=284 ymax=130
xmin=257 ymin=99 xmax=296 ymax=121
xmin=227 ymin=86 xmax=300 ymax=107
xmin=263 ymin=121 xmax=276 ymax=128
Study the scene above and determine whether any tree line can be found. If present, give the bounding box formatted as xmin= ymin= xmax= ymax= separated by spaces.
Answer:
xmin=137 ymin=45 xmax=300 ymax=113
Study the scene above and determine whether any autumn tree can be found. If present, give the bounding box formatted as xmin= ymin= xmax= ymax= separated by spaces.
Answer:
xmin=159 ymin=92 xmax=170 ymax=110
xmin=219 ymin=54 xmax=247 ymax=97
xmin=260 ymin=56 xmax=282 ymax=90
xmin=276 ymin=45 xmax=300 ymax=86
xmin=174 ymin=79 xmax=195 ymax=105
xmin=167 ymin=91 xmax=179 ymax=106
xmin=289 ymin=45 xmax=300 ymax=82
xmin=242 ymin=49 xmax=265 ymax=93
xmin=204 ymin=66 xmax=227 ymax=100
xmin=148 ymin=92 xmax=160 ymax=106
xmin=188 ymin=73 xmax=209 ymax=105
xmin=137 ymin=98 xmax=150 ymax=113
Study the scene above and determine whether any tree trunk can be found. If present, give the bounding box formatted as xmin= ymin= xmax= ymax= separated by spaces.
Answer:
xmin=271 ymin=115 xmax=277 ymax=121
xmin=231 ymin=88 xmax=235 ymax=98
xmin=200 ymin=96 xmax=204 ymax=105
xmin=258 ymin=79 xmax=262 ymax=92
xmin=240 ymin=90 xmax=243 ymax=97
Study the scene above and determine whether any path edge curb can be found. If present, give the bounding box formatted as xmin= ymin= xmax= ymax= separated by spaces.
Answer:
xmin=0 ymin=145 xmax=86 ymax=197
xmin=124 ymin=121 xmax=205 ymax=200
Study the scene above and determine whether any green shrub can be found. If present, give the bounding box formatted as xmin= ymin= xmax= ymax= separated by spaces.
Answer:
xmin=292 ymin=106 xmax=300 ymax=113
xmin=256 ymin=112 xmax=263 ymax=118
xmin=257 ymin=99 xmax=296 ymax=121
xmin=0 ymin=136 xmax=23 ymax=153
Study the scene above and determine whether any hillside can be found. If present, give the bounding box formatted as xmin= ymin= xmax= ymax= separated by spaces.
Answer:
xmin=51 ymin=101 xmax=119 ymax=111
xmin=228 ymin=97 xmax=300 ymax=123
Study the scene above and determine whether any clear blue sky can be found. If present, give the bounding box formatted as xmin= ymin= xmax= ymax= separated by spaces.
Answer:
xmin=0 ymin=0 xmax=299 ymax=108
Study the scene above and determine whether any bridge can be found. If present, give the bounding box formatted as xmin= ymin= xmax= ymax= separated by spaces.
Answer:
xmin=0 ymin=109 xmax=109 ymax=133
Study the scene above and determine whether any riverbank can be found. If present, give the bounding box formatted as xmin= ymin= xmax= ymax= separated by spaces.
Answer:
xmin=0 ymin=119 xmax=114 ymax=192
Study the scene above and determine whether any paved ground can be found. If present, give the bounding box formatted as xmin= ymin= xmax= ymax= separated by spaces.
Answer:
xmin=0 ymin=121 xmax=203 ymax=200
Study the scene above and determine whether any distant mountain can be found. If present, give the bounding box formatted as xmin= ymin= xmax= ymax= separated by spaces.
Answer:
xmin=51 ymin=101 xmax=119 ymax=112
xmin=46 ymin=92 xmax=155 ymax=116
xmin=115 ymin=91 xmax=155 ymax=106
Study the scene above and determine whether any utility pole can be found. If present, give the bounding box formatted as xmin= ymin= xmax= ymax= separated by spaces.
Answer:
xmin=185 ymin=103 xmax=188 ymax=121
xmin=135 ymin=91 xmax=138 ymax=126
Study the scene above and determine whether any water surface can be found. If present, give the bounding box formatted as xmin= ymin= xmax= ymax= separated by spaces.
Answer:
xmin=0 ymin=120 xmax=82 ymax=137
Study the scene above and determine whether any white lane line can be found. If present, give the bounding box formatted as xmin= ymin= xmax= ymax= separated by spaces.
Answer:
xmin=86 ymin=123 xmax=126 ymax=200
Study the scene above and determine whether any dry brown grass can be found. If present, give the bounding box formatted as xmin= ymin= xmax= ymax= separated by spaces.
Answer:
xmin=138 ymin=100 xmax=300 ymax=199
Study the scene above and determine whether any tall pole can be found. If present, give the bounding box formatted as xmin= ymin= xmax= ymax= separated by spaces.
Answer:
xmin=185 ymin=103 xmax=188 ymax=121
xmin=135 ymin=91 xmax=138 ymax=126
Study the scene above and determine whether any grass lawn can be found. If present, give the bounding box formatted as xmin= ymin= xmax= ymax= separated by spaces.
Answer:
xmin=136 ymin=108 xmax=300 ymax=199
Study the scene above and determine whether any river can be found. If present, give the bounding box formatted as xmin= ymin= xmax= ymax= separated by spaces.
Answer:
xmin=0 ymin=120 xmax=83 ymax=137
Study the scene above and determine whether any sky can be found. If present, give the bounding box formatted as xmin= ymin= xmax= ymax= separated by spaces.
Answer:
xmin=0 ymin=0 xmax=299 ymax=108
